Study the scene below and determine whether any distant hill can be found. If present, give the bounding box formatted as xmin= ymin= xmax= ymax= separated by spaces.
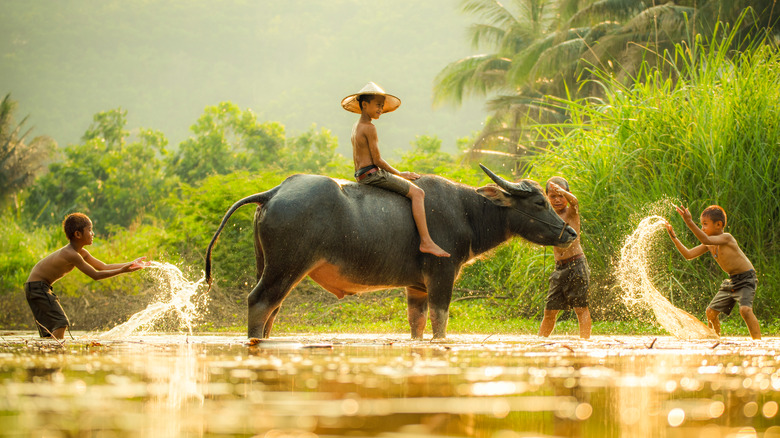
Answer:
xmin=0 ymin=0 xmax=486 ymax=156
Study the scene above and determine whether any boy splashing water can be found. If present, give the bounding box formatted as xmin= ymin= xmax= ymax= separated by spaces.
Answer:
xmin=25 ymin=213 xmax=149 ymax=339
xmin=665 ymin=205 xmax=761 ymax=339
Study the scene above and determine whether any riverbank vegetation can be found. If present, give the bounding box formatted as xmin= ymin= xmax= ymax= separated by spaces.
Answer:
xmin=2 ymin=8 xmax=779 ymax=337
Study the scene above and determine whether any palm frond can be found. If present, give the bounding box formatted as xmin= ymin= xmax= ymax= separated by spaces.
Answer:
xmin=622 ymin=4 xmax=694 ymax=36
xmin=461 ymin=0 xmax=520 ymax=30
xmin=506 ymin=27 xmax=591 ymax=85
xmin=433 ymin=54 xmax=512 ymax=106
xmin=568 ymin=0 xmax=649 ymax=27
xmin=467 ymin=23 xmax=508 ymax=50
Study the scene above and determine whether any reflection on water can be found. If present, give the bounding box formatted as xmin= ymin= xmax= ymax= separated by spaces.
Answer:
xmin=1 ymin=333 xmax=779 ymax=437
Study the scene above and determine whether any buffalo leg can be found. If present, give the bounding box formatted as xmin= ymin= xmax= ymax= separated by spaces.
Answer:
xmin=263 ymin=307 xmax=281 ymax=338
xmin=426 ymin=270 xmax=456 ymax=339
xmin=253 ymin=207 xmax=265 ymax=282
xmin=247 ymin=267 xmax=306 ymax=338
xmin=406 ymin=287 xmax=428 ymax=340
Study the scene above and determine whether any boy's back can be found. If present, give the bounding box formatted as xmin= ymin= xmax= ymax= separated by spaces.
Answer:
xmin=351 ymin=118 xmax=378 ymax=171
xmin=27 ymin=245 xmax=84 ymax=285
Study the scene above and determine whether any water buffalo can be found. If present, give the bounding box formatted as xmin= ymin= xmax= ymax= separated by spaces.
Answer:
xmin=205 ymin=165 xmax=576 ymax=339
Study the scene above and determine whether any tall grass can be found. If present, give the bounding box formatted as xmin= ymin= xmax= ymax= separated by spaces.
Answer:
xmin=525 ymin=31 xmax=780 ymax=320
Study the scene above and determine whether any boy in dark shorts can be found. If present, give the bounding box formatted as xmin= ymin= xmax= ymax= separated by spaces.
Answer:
xmin=342 ymin=82 xmax=449 ymax=257
xmin=665 ymin=204 xmax=761 ymax=339
xmin=25 ymin=213 xmax=149 ymax=339
xmin=538 ymin=177 xmax=591 ymax=339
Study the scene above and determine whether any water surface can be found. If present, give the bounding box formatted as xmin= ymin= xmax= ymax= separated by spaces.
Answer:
xmin=1 ymin=333 xmax=779 ymax=437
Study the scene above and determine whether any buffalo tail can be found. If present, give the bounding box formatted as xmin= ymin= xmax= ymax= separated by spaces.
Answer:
xmin=205 ymin=189 xmax=276 ymax=291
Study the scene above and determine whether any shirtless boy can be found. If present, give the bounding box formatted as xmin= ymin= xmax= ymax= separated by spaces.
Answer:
xmin=25 ymin=213 xmax=149 ymax=339
xmin=538 ymin=177 xmax=591 ymax=339
xmin=665 ymin=204 xmax=761 ymax=339
xmin=341 ymin=82 xmax=449 ymax=257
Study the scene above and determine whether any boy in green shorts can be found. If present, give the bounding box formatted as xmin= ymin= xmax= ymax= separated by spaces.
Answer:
xmin=665 ymin=204 xmax=761 ymax=339
xmin=25 ymin=212 xmax=149 ymax=339
xmin=342 ymin=82 xmax=449 ymax=257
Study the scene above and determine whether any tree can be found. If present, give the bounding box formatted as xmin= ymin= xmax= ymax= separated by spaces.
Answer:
xmin=396 ymin=135 xmax=456 ymax=175
xmin=434 ymin=0 xmax=780 ymax=172
xmin=432 ymin=0 xmax=629 ymax=170
xmin=0 ymin=94 xmax=55 ymax=208
xmin=27 ymin=108 xmax=171 ymax=231
xmin=279 ymin=124 xmax=344 ymax=174
xmin=168 ymin=102 xmax=285 ymax=184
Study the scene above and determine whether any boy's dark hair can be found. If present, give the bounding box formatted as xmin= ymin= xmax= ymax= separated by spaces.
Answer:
xmin=356 ymin=94 xmax=375 ymax=112
xmin=702 ymin=205 xmax=727 ymax=227
xmin=545 ymin=176 xmax=570 ymax=194
xmin=63 ymin=213 xmax=91 ymax=240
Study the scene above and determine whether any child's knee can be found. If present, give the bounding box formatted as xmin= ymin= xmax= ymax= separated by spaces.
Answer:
xmin=739 ymin=306 xmax=755 ymax=318
xmin=705 ymin=307 xmax=719 ymax=320
xmin=407 ymin=185 xmax=424 ymax=199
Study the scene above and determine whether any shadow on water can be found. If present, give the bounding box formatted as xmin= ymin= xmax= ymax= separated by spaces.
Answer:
xmin=1 ymin=333 xmax=780 ymax=437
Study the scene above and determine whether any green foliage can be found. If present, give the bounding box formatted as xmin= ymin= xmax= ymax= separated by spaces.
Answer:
xmin=25 ymin=108 xmax=172 ymax=232
xmin=0 ymin=216 xmax=59 ymax=293
xmin=168 ymin=102 xmax=286 ymax=184
xmin=397 ymin=135 xmax=456 ymax=174
xmin=169 ymin=103 xmax=352 ymax=184
xmin=0 ymin=94 xmax=56 ymax=207
xmin=436 ymin=1 xmax=780 ymax=169
xmin=162 ymin=171 xmax=288 ymax=289
xmin=279 ymin=124 xmax=351 ymax=175
xmin=526 ymin=35 xmax=780 ymax=319
xmin=4 ymin=27 xmax=780 ymax=334
xmin=456 ymin=240 xmax=552 ymax=318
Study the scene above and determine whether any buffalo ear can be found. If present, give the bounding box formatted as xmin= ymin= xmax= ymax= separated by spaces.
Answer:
xmin=477 ymin=185 xmax=512 ymax=207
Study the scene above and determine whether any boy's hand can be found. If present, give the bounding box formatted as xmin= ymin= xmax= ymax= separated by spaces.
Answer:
xmin=547 ymin=182 xmax=563 ymax=195
xmin=127 ymin=257 xmax=150 ymax=272
xmin=674 ymin=204 xmax=693 ymax=223
xmin=400 ymin=171 xmax=420 ymax=181
xmin=664 ymin=220 xmax=677 ymax=239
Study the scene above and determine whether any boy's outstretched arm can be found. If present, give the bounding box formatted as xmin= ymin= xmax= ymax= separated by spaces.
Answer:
xmin=71 ymin=250 xmax=148 ymax=280
xmin=83 ymin=250 xmax=148 ymax=271
xmin=665 ymin=220 xmax=707 ymax=260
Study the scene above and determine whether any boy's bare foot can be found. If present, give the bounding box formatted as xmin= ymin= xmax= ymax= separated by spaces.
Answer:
xmin=420 ymin=241 xmax=450 ymax=257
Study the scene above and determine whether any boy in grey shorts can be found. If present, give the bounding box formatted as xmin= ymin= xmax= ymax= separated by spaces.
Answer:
xmin=665 ymin=204 xmax=761 ymax=339
xmin=538 ymin=177 xmax=591 ymax=339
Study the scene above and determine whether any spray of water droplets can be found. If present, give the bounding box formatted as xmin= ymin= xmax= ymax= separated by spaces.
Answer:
xmin=617 ymin=212 xmax=718 ymax=340
xmin=98 ymin=262 xmax=207 ymax=339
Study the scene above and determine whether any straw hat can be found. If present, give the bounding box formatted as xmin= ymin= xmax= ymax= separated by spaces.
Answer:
xmin=341 ymin=82 xmax=401 ymax=114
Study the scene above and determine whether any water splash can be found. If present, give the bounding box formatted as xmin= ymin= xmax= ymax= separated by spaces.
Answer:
xmin=617 ymin=215 xmax=718 ymax=340
xmin=98 ymin=262 xmax=207 ymax=339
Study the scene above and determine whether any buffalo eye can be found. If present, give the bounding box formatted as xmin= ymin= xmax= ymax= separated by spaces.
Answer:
xmin=535 ymin=199 xmax=546 ymax=207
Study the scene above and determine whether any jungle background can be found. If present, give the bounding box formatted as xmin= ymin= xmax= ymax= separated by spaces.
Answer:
xmin=2 ymin=0 xmax=779 ymax=337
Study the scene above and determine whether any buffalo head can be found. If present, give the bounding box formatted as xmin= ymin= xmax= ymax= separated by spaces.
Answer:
xmin=477 ymin=164 xmax=577 ymax=247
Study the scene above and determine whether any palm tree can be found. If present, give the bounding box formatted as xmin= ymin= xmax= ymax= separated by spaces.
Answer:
xmin=433 ymin=0 xmax=642 ymax=170
xmin=0 ymin=94 xmax=56 ymax=208
xmin=435 ymin=0 xmax=780 ymax=171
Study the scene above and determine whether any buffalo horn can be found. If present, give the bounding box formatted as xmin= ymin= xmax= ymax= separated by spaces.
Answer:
xmin=479 ymin=164 xmax=532 ymax=194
